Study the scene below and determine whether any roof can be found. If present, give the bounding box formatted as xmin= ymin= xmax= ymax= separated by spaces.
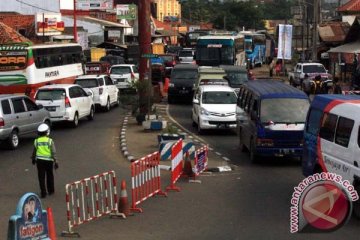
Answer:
xmin=327 ymin=41 xmax=360 ymax=54
xmin=65 ymin=16 xmax=131 ymax=28
xmin=76 ymin=74 xmax=107 ymax=79
xmin=337 ymin=0 xmax=360 ymax=12
xmin=151 ymin=17 xmax=172 ymax=31
xmin=173 ymin=64 xmax=199 ymax=70
xmin=0 ymin=22 xmax=31 ymax=44
xmin=219 ymin=65 xmax=247 ymax=72
xmin=318 ymin=22 xmax=350 ymax=43
xmin=243 ymin=80 xmax=308 ymax=99
xmin=38 ymin=84 xmax=79 ymax=89
xmin=199 ymin=85 xmax=234 ymax=92
xmin=311 ymin=94 xmax=360 ymax=111
xmin=199 ymin=66 xmax=225 ymax=73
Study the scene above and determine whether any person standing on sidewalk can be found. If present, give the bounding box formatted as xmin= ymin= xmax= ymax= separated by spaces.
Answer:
xmin=31 ymin=123 xmax=58 ymax=198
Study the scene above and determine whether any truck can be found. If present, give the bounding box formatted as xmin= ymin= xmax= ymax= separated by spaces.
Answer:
xmin=288 ymin=62 xmax=331 ymax=88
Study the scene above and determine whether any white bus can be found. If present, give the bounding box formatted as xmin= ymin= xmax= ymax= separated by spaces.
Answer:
xmin=0 ymin=42 xmax=84 ymax=98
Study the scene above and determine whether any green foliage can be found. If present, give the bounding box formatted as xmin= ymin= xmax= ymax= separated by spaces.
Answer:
xmin=162 ymin=124 xmax=179 ymax=135
xmin=181 ymin=0 xmax=295 ymax=31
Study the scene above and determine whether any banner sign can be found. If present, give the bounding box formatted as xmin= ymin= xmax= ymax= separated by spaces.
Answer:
xmin=7 ymin=193 xmax=49 ymax=240
xmin=36 ymin=13 xmax=64 ymax=36
xmin=194 ymin=146 xmax=208 ymax=175
xmin=277 ymin=24 xmax=293 ymax=60
xmin=76 ymin=0 xmax=113 ymax=10
xmin=116 ymin=4 xmax=137 ymax=20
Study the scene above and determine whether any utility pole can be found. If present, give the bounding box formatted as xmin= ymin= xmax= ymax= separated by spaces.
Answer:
xmin=138 ymin=0 xmax=151 ymax=114
xmin=312 ymin=0 xmax=319 ymax=61
xmin=73 ymin=0 xmax=78 ymax=43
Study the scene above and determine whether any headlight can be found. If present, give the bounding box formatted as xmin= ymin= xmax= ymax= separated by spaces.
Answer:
xmin=200 ymin=107 xmax=209 ymax=115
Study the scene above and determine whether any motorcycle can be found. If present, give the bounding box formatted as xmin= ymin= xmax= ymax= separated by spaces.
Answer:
xmin=306 ymin=75 xmax=333 ymax=95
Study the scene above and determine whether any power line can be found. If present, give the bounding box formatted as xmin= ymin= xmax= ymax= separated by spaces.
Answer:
xmin=15 ymin=0 xmax=58 ymax=13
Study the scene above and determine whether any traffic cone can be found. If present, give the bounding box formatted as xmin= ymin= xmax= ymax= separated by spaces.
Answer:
xmin=47 ymin=207 xmax=57 ymax=240
xmin=118 ymin=180 xmax=131 ymax=217
xmin=182 ymin=159 xmax=195 ymax=178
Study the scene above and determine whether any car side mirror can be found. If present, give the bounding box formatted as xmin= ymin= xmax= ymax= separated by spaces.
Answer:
xmin=193 ymin=99 xmax=199 ymax=104
xmin=37 ymin=104 xmax=43 ymax=109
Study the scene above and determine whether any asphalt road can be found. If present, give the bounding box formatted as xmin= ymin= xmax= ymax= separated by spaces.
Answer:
xmin=1 ymin=78 xmax=359 ymax=239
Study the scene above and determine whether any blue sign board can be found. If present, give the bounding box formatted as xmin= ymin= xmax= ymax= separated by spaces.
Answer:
xmin=7 ymin=193 xmax=49 ymax=240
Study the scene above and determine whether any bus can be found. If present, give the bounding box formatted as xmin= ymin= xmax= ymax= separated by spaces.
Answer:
xmin=242 ymin=32 xmax=266 ymax=69
xmin=195 ymin=35 xmax=245 ymax=66
xmin=184 ymin=30 xmax=211 ymax=48
xmin=0 ymin=42 xmax=84 ymax=97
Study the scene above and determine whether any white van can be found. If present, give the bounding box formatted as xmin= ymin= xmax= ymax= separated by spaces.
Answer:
xmin=302 ymin=94 xmax=360 ymax=217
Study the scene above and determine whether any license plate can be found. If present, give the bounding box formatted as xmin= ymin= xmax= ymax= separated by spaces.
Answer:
xmin=46 ymin=106 xmax=56 ymax=111
xmin=180 ymin=90 xmax=189 ymax=94
xmin=218 ymin=124 xmax=228 ymax=128
xmin=281 ymin=149 xmax=290 ymax=154
xmin=117 ymin=78 xmax=126 ymax=82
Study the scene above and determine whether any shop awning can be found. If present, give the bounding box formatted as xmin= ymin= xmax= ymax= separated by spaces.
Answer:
xmin=327 ymin=41 xmax=360 ymax=54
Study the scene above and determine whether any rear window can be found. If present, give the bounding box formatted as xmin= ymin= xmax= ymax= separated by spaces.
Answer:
xmin=303 ymin=65 xmax=326 ymax=73
xmin=110 ymin=67 xmax=131 ymax=75
xmin=179 ymin=51 xmax=193 ymax=57
xmin=160 ymin=55 xmax=174 ymax=62
xmin=1 ymin=99 xmax=11 ymax=114
xmin=202 ymin=91 xmax=237 ymax=104
xmin=36 ymin=89 xmax=66 ymax=101
xmin=226 ymin=72 xmax=249 ymax=86
xmin=170 ymin=69 xmax=198 ymax=83
xmin=75 ymin=78 xmax=100 ymax=88
xmin=260 ymin=98 xmax=310 ymax=124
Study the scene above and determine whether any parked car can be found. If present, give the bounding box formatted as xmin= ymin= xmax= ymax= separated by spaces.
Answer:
xmin=177 ymin=48 xmax=195 ymax=64
xmin=288 ymin=62 xmax=331 ymax=88
xmin=0 ymin=94 xmax=51 ymax=149
xmin=192 ymin=85 xmax=237 ymax=134
xmin=109 ymin=64 xmax=139 ymax=91
xmin=84 ymin=61 xmax=111 ymax=75
xmin=236 ymin=80 xmax=310 ymax=162
xmin=34 ymin=84 xmax=95 ymax=128
xmin=74 ymin=75 xmax=119 ymax=111
xmin=168 ymin=64 xmax=199 ymax=104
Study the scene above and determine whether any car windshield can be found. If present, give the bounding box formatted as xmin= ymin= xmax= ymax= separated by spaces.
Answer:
xmin=75 ymin=79 xmax=99 ymax=88
xmin=199 ymin=79 xmax=228 ymax=86
xmin=303 ymin=65 xmax=326 ymax=73
xmin=110 ymin=67 xmax=131 ymax=74
xmin=179 ymin=51 xmax=193 ymax=57
xmin=226 ymin=72 xmax=249 ymax=86
xmin=36 ymin=89 xmax=66 ymax=101
xmin=202 ymin=91 xmax=237 ymax=104
xmin=260 ymin=98 xmax=310 ymax=124
xmin=171 ymin=70 xmax=198 ymax=84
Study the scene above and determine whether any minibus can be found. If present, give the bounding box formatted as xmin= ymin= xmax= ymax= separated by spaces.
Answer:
xmin=236 ymin=80 xmax=310 ymax=162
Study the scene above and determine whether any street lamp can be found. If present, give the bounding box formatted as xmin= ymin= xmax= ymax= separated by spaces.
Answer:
xmin=73 ymin=0 xmax=78 ymax=43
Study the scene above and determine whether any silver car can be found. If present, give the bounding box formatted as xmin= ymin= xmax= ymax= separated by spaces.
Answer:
xmin=0 ymin=95 xmax=51 ymax=149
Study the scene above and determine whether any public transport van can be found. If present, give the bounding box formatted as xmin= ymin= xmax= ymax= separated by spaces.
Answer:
xmin=0 ymin=42 xmax=84 ymax=98
xmin=302 ymin=94 xmax=360 ymax=178
xmin=236 ymin=80 xmax=310 ymax=162
xmin=302 ymin=95 xmax=360 ymax=216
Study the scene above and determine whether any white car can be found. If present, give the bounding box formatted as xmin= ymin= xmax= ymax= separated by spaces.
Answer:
xmin=74 ymin=75 xmax=119 ymax=111
xmin=192 ymin=85 xmax=237 ymax=134
xmin=178 ymin=48 xmax=195 ymax=64
xmin=34 ymin=84 xmax=95 ymax=127
xmin=109 ymin=64 xmax=139 ymax=90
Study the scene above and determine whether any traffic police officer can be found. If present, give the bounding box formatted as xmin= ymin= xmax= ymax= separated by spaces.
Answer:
xmin=31 ymin=123 xmax=58 ymax=198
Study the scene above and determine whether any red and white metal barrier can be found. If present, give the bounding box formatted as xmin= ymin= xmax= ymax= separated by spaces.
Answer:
xmin=62 ymin=170 xmax=123 ymax=237
xmin=166 ymin=139 xmax=183 ymax=192
xmin=194 ymin=145 xmax=209 ymax=177
xmin=131 ymin=151 xmax=167 ymax=213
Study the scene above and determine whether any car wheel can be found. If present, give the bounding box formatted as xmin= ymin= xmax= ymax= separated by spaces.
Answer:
xmin=115 ymin=96 xmax=120 ymax=107
xmin=238 ymin=128 xmax=246 ymax=152
xmin=7 ymin=130 xmax=19 ymax=150
xmin=72 ymin=113 xmax=79 ymax=128
xmin=168 ymin=97 xmax=173 ymax=104
xmin=44 ymin=120 xmax=51 ymax=130
xmin=192 ymin=113 xmax=197 ymax=127
xmin=88 ymin=106 xmax=94 ymax=121
xmin=249 ymin=139 xmax=258 ymax=163
xmin=104 ymin=98 xmax=111 ymax=112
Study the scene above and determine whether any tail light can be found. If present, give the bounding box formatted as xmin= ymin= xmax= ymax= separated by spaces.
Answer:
xmin=0 ymin=118 xmax=4 ymax=127
xmin=256 ymin=138 xmax=274 ymax=147
xmin=172 ymin=60 xmax=176 ymax=66
xmin=65 ymin=97 xmax=71 ymax=108
xmin=99 ymin=88 xmax=103 ymax=95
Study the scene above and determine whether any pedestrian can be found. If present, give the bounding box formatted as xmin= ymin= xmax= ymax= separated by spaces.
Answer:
xmin=31 ymin=123 xmax=58 ymax=198
xmin=275 ymin=60 xmax=282 ymax=76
